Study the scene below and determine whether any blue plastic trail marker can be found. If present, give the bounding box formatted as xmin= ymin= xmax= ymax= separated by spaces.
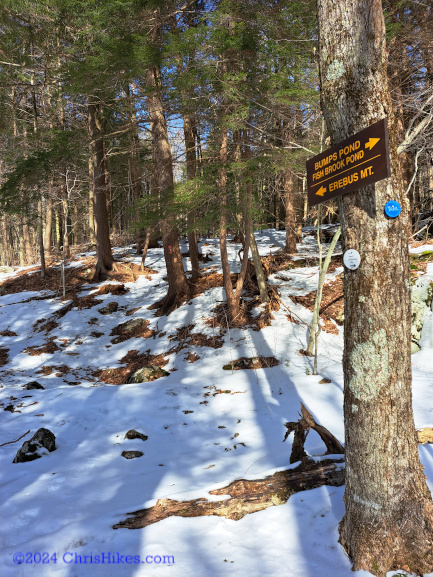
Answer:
xmin=384 ymin=200 xmax=401 ymax=218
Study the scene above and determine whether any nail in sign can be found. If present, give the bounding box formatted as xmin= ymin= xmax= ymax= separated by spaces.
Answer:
xmin=344 ymin=249 xmax=361 ymax=270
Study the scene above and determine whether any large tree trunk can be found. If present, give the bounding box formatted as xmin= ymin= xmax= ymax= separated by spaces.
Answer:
xmin=317 ymin=1 xmax=433 ymax=575
xmin=1 ymin=217 xmax=11 ymax=266
xmin=145 ymin=63 xmax=190 ymax=313
xmin=61 ymin=174 xmax=70 ymax=260
xmin=219 ymin=127 xmax=251 ymax=325
xmin=22 ymin=221 xmax=32 ymax=265
xmin=282 ymin=120 xmax=298 ymax=253
xmin=44 ymin=192 xmax=53 ymax=258
xmin=88 ymin=155 xmax=96 ymax=244
xmin=183 ymin=109 xmax=201 ymax=281
xmin=88 ymin=102 xmax=115 ymax=280
xmin=282 ymin=169 xmax=297 ymax=253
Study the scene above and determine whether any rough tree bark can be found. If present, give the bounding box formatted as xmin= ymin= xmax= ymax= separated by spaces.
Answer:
xmin=145 ymin=61 xmax=190 ymax=313
xmin=44 ymin=192 xmax=53 ymax=258
xmin=182 ymin=107 xmax=201 ymax=280
xmin=88 ymin=101 xmax=115 ymax=280
xmin=219 ymin=126 xmax=251 ymax=325
xmin=317 ymin=1 xmax=433 ymax=574
xmin=282 ymin=120 xmax=298 ymax=253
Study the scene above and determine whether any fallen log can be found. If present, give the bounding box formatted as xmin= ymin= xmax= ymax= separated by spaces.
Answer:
xmin=113 ymin=457 xmax=345 ymax=530
xmin=114 ymin=403 xmax=345 ymax=530
xmin=417 ymin=428 xmax=433 ymax=444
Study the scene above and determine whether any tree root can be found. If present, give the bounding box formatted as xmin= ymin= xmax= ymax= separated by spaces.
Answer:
xmin=113 ymin=457 xmax=345 ymax=530
xmin=92 ymin=260 xmax=118 ymax=282
xmin=148 ymin=287 xmax=191 ymax=316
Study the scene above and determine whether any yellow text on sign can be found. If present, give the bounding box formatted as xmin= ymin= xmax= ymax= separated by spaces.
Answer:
xmin=313 ymin=147 xmax=364 ymax=181
xmin=328 ymin=166 xmax=374 ymax=192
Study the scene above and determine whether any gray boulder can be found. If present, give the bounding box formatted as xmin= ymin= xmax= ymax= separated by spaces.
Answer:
xmin=125 ymin=429 xmax=148 ymax=441
xmin=24 ymin=381 xmax=45 ymax=390
xmin=120 ymin=318 xmax=146 ymax=332
xmin=98 ymin=302 xmax=118 ymax=315
xmin=126 ymin=366 xmax=170 ymax=384
xmin=411 ymin=278 xmax=433 ymax=353
xmin=121 ymin=450 xmax=143 ymax=459
xmin=13 ymin=428 xmax=56 ymax=463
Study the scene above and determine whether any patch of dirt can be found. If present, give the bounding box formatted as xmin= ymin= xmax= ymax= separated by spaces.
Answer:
xmin=93 ymin=349 xmax=169 ymax=385
xmin=113 ymin=458 xmax=344 ymax=529
xmin=90 ymin=331 xmax=104 ymax=338
xmin=168 ymin=324 xmax=224 ymax=352
xmin=36 ymin=364 xmax=70 ymax=377
xmin=0 ymin=329 xmax=18 ymax=337
xmin=263 ymin=251 xmax=343 ymax=276
xmin=37 ymin=366 xmax=54 ymax=375
xmin=53 ymin=365 xmax=70 ymax=376
xmin=24 ymin=338 xmax=60 ymax=356
xmin=290 ymin=274 xmax=344 ymax=332
xmin=94 ymin=283 xmax=128 ymax=296
xmin=111 ymin=262 xmax=157 ymax=283
xmin=0 ymin=258 xmax=156 ymax=299
xmin=190 ymin=272 xmax=235 ymax=298
xmin=222 ymin=356 xmax=279 ymax=371
xmin=0 ymin=258 xmax=96 ymax=298
xmin=33 ymin=295 xmax=104 ymax=333
xmin=204 ymin=285 xmax=279 ymax=334
xmin=186 ymin=352 xmax=200 ymax=363
xmin=37 ymin=320 xmax=60 ymax=333
xmin=110 ymin=319 xmax=154 ymax=344
xmin=203 ymin=385 xmax=246 ymax=397
xmin=0 ymin=347 xmax=9 ymax=366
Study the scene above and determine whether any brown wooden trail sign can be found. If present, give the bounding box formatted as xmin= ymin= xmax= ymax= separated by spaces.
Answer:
xmin=307 ymin=118 xmax=390 ymax=207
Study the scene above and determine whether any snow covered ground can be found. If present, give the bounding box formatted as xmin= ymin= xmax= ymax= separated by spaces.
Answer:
xmin=0 ymin=230 xmax=432 ymax=577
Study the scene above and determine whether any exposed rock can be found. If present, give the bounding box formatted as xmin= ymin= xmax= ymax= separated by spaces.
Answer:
xmin=411 ymin=278 xmax=433 ymax=353
xmin=24 ymin=381 xmax=45 ymax=390
xmin=411 ymin=342 xmax=421 ymax=354
xmin=121 ymin=318 xmax=146 ymax=332
xmin=98 ymin=302 xmax=118 ymax=315
xmin=110 ymin=318 xmax=153 ymax=344
xmin=125 ymin=429 xmax=148 ymax=441
xmin=222 ymin=356 xmax=279 ymax=370
xmin=419 ymin=309 xmax=433 ymax=350
xmin=13 ymin=428 xmax=56 ymax=463
xmin=126 ymin=366 xmax=170 ymax=384
xmin=121 ymin=450 xmax=144 ymax=459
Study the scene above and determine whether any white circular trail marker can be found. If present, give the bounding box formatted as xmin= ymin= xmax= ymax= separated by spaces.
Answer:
xmin=344 ymin=249 xmax=361 ymax=270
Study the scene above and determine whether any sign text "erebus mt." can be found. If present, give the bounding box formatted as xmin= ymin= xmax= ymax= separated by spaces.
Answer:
xmin=306 ymin=118 xmax=390 ymax=207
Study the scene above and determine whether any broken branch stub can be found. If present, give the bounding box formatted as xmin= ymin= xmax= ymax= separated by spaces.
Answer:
xmin=284 ymin=403 xmax=344 ymax=463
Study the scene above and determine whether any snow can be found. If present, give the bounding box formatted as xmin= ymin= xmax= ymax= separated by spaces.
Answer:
xmin=0 ymin=230 xmax=432 ymax=577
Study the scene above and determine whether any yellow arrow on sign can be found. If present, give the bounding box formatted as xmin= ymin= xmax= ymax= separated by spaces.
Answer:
xmin=316 ymin=185 xmax=327 ymax=196
xmin=365 ymin=137 xmax=380 ymax=150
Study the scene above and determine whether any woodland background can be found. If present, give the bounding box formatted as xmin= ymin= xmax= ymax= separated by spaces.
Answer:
xmin=0 ymin=0 xmax=432 ymax=277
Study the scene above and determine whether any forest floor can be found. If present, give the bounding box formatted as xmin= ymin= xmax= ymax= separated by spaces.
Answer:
xmin=0 ymin=228 xmax=432 ymax=577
